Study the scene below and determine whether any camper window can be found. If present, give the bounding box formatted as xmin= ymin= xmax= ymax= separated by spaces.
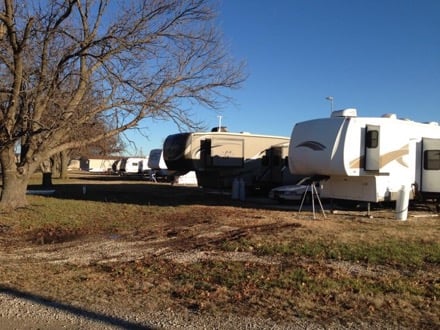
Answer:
xmin=424 ymin=150 xmax=440 ymax=170
xmin=366 ymin=130 xmax=379 ymax=149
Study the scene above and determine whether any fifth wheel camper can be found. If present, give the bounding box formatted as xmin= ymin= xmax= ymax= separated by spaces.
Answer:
xmin=289 ymin=109 xmax=440 ymax=204
xmin=163 ymin=128 xmax=295 ymax=191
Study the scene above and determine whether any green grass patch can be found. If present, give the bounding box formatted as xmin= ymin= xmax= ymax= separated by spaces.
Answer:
xmin=1 ymin=195 xmax=176 ymax=243
xmin=228 ymin=237 xmax=440 ymax=268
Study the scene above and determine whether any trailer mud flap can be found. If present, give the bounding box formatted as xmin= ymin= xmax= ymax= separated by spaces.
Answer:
xmin=421 ymin=138 xmax=440 ymax=194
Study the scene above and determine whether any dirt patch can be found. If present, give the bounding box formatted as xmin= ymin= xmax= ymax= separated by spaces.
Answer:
xmin=28 ymin=225 xmax=88 ymax=245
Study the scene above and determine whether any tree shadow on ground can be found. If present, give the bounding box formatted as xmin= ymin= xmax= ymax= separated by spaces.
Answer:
xmin=27 ymin=173 xmax=418 ymax=214
xmin=29 ymin=181 xmax=236 ymax=206
xmin=27 ymin=172 xmax=290 ymax=210
xmin=0 ymin=285 xmax=155 ymax=329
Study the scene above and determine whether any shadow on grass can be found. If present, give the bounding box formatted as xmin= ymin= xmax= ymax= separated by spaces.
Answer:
xmin=26 ymin=172 xmax=287 ymax=210
xmin=28 ymin=172 xmax=399 ymax=213
xmin=0 ymin=285 xmax=156 ymax=329
xmin=29 ymin=182 xmax=227 ymax=206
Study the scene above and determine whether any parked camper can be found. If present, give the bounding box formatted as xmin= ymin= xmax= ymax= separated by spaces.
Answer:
xmin=163 ymin=128 xmax=295 ymax=191
xmin=67 ymin=159 xmax=80 ymax=171
xmin=148 ymin=149 xmax=169 ymax=181
xmin=119 ymin=157 xmax=150 ymax=176
xmin=289 ymin=109 xmax=440 ymax=204
xmin=148 ymin=149 xmax=167 ymax=169
xmin=111 ymin=159 xmax=122 ymax=174
xmin=80 ymin=157 xmax=116 ymax=173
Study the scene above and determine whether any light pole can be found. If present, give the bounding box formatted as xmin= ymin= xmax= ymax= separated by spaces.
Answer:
xmin=326 ymin=96 xmax=334 ymax=113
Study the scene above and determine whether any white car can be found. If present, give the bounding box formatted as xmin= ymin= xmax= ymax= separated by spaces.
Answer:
xmin=269 ymin=177 xmax=319 ymax=203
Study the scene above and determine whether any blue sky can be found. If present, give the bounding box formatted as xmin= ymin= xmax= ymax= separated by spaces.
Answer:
xmin=125 ymin=0 xmax=440 ymax=155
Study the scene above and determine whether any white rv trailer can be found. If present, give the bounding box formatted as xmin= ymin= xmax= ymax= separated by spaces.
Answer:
xmin=119 ymin=157 xmax=150 ymax=176
xmin=163 ymin=128 xmax=296 ymax=190
xmin=80 ymin=157 xmax=117 ymax=173
xmin=148 ymin=149 xmax=167 ymax=170
xmin=289 ymin=109 xmax=440 ymax=203
xmin=148 ymin=149 xmax=169 ymax=181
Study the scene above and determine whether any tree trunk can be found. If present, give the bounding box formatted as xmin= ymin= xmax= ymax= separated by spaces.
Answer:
xmin=51 ymin=154 xmax=61 ymax=178
xmin=60 ymin=150 xmax=69 ymax=179
xmin=1 ymin=172 xmax=29 ymax=209
xmin=0 ymin=148 xmax=29 ymax=209
xmin=40 ymin=159 xmax=53 ymax=187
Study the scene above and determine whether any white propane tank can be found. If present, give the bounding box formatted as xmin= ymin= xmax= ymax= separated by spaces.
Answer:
xmin=395 ymin=185 xmax=410 ymax=221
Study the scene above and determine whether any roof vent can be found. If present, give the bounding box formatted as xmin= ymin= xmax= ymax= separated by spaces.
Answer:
xmin=331 ymin=108 xmax=357 ymax=118
xmin=381 ymin=113 xmax=397 ymax=119
xmin=211 ymin=126 xmax=228 ymax=132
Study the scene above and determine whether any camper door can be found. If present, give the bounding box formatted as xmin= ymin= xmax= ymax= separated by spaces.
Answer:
xmin=365 ymin=125 xmax=381 ymax=171
xmin=421 ymin=138 xmax=440 ymax=194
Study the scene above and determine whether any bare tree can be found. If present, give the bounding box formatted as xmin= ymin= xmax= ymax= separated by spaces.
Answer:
xmin=0 ymin=0 xmax=244 ymax=209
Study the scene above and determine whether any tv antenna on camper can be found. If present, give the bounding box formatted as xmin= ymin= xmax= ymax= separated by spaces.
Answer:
xmin=217 ymin=115 xmax=222 ymax=132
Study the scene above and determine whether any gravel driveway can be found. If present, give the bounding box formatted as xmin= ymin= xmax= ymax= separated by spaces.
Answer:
xmin=0 ymin=291 xmax=333 ymax=330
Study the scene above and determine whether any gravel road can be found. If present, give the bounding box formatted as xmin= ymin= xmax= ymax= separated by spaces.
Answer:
xmin=2 ymin=290 xmax=395 ymax=330
xmin=1 ymin=291 xmax=331 ymax=330
xmin=0 ymin=292 xmax=397 ymax=330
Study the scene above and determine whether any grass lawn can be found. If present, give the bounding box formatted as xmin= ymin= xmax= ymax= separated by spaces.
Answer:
xmin=0 ymin=172 xmax=439 ymax=328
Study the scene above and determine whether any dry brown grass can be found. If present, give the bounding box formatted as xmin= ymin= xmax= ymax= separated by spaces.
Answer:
xmin=0 ymin=172 xmax=439 ymax=329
